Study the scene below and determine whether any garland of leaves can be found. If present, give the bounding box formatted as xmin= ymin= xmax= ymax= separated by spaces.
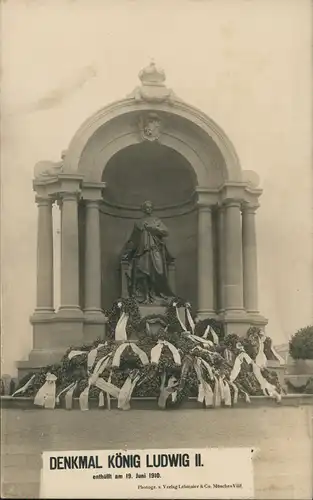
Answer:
xmin=13 ymin=298 xmax=284 ymax=408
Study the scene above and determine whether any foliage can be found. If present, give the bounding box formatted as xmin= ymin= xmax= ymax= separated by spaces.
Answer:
xmin=12 ymin=297 xmax=284 ymax=408
xmin=289 ymin=325 xmax=313 ymax=360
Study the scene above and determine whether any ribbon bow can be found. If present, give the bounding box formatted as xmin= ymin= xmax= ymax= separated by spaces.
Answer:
xmin=230 ymin=351 xmax=281 ymax=402
xmin=34 ymin=372 xmax=57 ymax=409
xmin=118 ymin=371 xmax=141 ymax=411
xmin=112 ymin=343 xmax=149 ymax=368
xmin=203 ymin=324 xmax=219 ymax=344
xmin=151 ymin=340 xmax=181 ymax=366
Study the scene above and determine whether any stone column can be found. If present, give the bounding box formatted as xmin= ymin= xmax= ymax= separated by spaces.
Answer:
xmin=35 ymin=195 xmax=54 ymax=314
xmin=59 ymin=191 xmax=82 ymax=316
xmin=223 ymin=199 xmax=244 ymax=311
xmin=217 ymin=206 xmax=225 ymax=312
xmin=84 ymin=199 xmax=103 ymax=316
xmin=197 ymin=204 xmax=214 ymax=316
xmin=242 ymin=203 xmax=259 ymax=313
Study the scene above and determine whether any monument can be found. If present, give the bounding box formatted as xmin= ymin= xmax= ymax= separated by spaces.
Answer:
xmin=17 ymin=61 xmax=268 ymax=378
xmin=121 ymin=200 xmax=175 ymax=304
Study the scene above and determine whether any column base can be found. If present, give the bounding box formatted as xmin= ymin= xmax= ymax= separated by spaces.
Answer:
xmin=84 ymin=308 xmax=107 ymax=323
xmin=31 ymin=311 xmax=56 ymax=323
xmin=218 ymin=310 xmax=268 ymax=337
xmin=246 ymin=312 xmax=268 ymax=328
xmin=220 ymin=309 xmax=251 ymax=337
xmin=57 ymin=306 xmax=84 ymax=319
xmin=34 ymin=306 xmax=55 ymax=314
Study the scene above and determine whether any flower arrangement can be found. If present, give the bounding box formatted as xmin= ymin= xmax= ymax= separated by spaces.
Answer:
xmin=12 ymin=297 xmax=284 ymax=411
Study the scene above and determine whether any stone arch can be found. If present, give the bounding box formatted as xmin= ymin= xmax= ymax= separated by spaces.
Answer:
xmin=63 ymin=99 xmax=242 ymax=186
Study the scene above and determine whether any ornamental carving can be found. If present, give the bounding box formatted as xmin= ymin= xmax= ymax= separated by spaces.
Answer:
xmin=138 ymin=113 xmax=161 ymax=142
xmin=34 ymin=150 xmax=67 ymax=179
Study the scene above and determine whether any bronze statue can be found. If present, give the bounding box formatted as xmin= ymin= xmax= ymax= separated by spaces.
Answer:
xmin=122 ymin=200 xmax=174 ymax=304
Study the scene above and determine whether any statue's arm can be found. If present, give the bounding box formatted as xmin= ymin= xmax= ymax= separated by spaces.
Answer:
xmin=149 ymin=218 xmax=169 ymax=237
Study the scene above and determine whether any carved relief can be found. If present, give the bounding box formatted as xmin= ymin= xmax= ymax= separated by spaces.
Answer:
xmin=138 ymin=113 xmax=161 ymax=142
xmin=34 ymin=150 xmax=67 ymax=179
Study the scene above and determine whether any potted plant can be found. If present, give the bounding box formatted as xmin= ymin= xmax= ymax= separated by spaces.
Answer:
xmin=288 ymin=325 xmax=313 ymax=375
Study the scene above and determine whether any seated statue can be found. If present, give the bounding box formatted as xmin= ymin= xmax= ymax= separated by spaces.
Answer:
xmin=121 ymin=200 xmax=175 ymax=304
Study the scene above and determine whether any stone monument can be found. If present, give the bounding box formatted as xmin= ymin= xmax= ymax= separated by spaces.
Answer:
xmin=17 ymin=61 xmax=268 ymax=378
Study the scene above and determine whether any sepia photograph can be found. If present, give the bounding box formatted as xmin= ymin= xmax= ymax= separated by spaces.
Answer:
xmin=1 ymin=0 xmax=312 ymax=498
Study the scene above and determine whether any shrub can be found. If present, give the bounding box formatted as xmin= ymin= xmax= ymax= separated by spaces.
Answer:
xmin=289 ymin=326 xmax=313 ymax=360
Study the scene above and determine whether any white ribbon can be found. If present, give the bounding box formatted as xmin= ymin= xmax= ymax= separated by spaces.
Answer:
xmin=99 ymin=392 xmax=105 ymax=408
xmin=118 ymin=373 xmax=140 ymax=411
xmin=55 ymin=381 xmax=77 ymax=409
xmin=194 ymin=360 xmax=214 ymax=407
xmin=202 ymin=324 xmax=210 ymax=339
xmin=210 ymin=326 xmax=219 ymax=344
xmin=224 ymin=348 xmax=233 ymax=363
xmin=230 ymin=351 xmax=281 ymax=402
xmin=175 ymin=307 xmax=187 ymax=332
xmin=94 ymin=378 xmax=120 ymax=398
xmin=56 ymin=382 xmax=76 ymax=405
xmin=91 ymin=354 xmax=111 ymax=382
xmin=79 ymin=384 xmax=91 ymax=411
xmin=151 ymin=340 xmax=181 ymax=366
xmin=199 ymin=358 xmax=214 ymax=380
xmin=115 ymin=312 xmax=129 ymax=341
xmin=65 ymin=382 xmax=77 ymax=410
xmin=222 ymin=379 xmax=232 ymax=406
xmin=106 ymin=371 xmax=113 ymax=410
xmin=255 ymin=335 xmax=267 ymax=369
xmin=80 ymin=376 xmax=121 ymax=411
xmin=185 ymin=307 xmax=195 ymax=333
xmin=12 ymin=374 xmax=36 ymax=397
xmin=270 ymin=344 xmax=285 ymax=365
xmin=213 ymin=376 xmax=222 ymax=407
xmin=78 ymin=354 xmax=112 ymax=411
xmin=87 ymin=343 xmax=106 ymax=371
xmin=251 ymin=363 xmax=282 ymax=402
xmin=230 ymin=352 xmax=252 ymax=382
xmin=34 ymin=373 xmax=57 ymax=409
xmin=112 ymin=343 xmax=149 ymax=368
xmin=229 ymin=382 xmax=239 ymax=404
xmin=188 ymin=334 xmax=214 ymax=348
xmin=68 ymin=350 xmax=86 ymax=361
xmin=202 ymin=325 xmax=219 ymax=344
xmin=158 ymin=375 xmax=179 ymax=409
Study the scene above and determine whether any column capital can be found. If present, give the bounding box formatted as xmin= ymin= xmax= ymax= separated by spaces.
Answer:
xmin=58 ymin=190 xmax=81 ymax=202
xmin=222 ymin=198 xmax=243 ymax=209
xmin=85 ymin=199 xmax=101 ymax=209
xmin=196 ymin=187 xmax=219 ymax=207
xmin=35 ymin=195 xmax=54 ymax=206
xmin=197 ymin=203 xmax=213 ymax=212
xmin=241 ymin=202 xmax=260 ymax=214
xmin=81 ymin=181 xmax=106 ymax=202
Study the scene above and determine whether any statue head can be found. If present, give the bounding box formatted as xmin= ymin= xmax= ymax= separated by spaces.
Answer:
xmin=141 ymin=200 xmax=154 ymax=215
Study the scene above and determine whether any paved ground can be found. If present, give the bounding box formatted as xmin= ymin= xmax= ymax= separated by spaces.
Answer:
xmin=1 ymin=406 xmax=313 ymax=499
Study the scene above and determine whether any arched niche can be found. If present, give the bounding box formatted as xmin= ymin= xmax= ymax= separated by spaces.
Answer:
xmin=97 ymin=142 xmax=199 ymax=309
